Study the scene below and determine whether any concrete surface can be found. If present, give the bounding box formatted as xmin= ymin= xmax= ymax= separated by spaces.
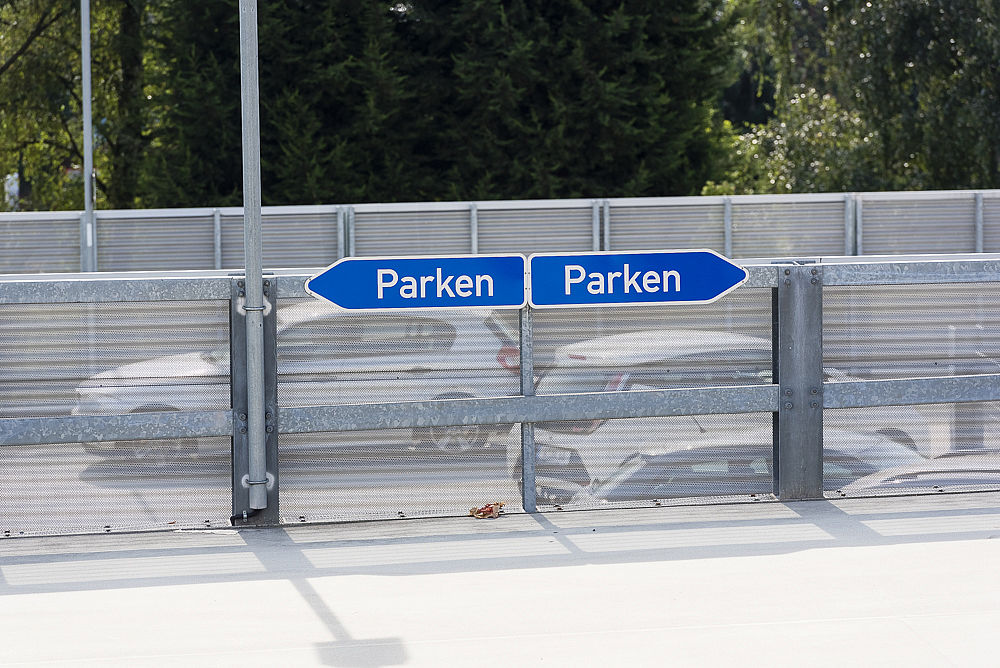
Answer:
xmin=2 ymin=492 xmax=1000 ymax=667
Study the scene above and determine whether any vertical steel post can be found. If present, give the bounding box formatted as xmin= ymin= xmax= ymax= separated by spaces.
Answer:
xmin=773 ymin=264 xmax=824 ymax=500
xmin=230 ymin=277 xmax=279 ymax=524
xmin=520 ymin=306 xmax=537 ymax=512
xmin=213 ymin=208 xmax=223 ymax=270
xmin=844 ymin=194 xmax=857 ymax=256
xmin=336 ymin=207 xmax=345 ymax=260
xmin=723 ymin=196 xmax=733 ymax=258
xmin=591 ymin=201 xmax=600 ymax=252
xmin=80 ymin=0 xmax=95 ymax=272
xmin=470 ymin=203 xmax=479 ymax=254
xmin=855 ymin=196 xmax=864 ymax=256
xmin=602 ymin=200 xmax=611 ymax=251
xmin=348 ymin=206 xmax=356 ymax=256
xmin=238 ymin=0 xmax=267 ymax=509
xmin=975 ymin=192 xmax=984 ymax=253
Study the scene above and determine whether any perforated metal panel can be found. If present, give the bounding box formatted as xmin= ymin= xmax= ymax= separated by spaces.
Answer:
xmin=983 ymin=194 xmax=1000 ymax=252
xmin=221 ymin=208 xmax=339 ymax=269
xmin=97 ymin=212 xmax=215 ymax=270
xmin=824 ymin=284 xmax=1000 ymax=380
xmin=825 ymin=405 xmax=1000 ymax=497
xmin=0 ymin=437 xmax=231 ymax=536
xmin=0 ymin=301 xmax=230 ymax=419
xmin=531 ymin=291 xmax=773 ymax=394
xmin=275 ymin=300 xmax=521 ymax=409
xmin=732 ymin=198 xmax=846 ymax=258
xmin=353 ymin=208 xmax=471 ymax=257
xmin=477 ymin=205 xmax=594 ymax=254
xmin=861 ymin=194 xmax=977 ymax=254
xmin=278 ymin=427 xmax=521 ymax=523
xmin=607 ymin=202 xmax=725 ymax=252
xmin=0 ymin=213 xmax=80 ymax=273
xmin=530 ymin=413 xmax=774 ymax=509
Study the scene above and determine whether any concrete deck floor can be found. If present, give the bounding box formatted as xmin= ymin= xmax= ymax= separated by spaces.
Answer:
xmin=2 ymin=492 xmax=1000 ymax=667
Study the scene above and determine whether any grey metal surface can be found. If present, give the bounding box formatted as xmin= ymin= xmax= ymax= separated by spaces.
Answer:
xmin=773 ymin=265 xmax=824 ymax=500
xmin=279 ymin=385 xmax=780 ymax=434
xmin=6 ymin=190 xmax=1000 ymax=275
xmin=520 ymin=306 xmax=536 ymax=512
xmin=825 ymin=374 xmax=1000 ymax=408
xmin=821 ymin=258 xmax=1000 ymax=285
xmin=0 ymin=274 xmax=232 ymax=303
xmin=0 ymin=410 xmax=232 ymax=447
xmin=80 ymin=0 xmax=95 ymax=274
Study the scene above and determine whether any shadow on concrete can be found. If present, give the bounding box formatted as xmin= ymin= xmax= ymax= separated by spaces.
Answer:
xmin=2 ymin=492 xmax=999 ymax=665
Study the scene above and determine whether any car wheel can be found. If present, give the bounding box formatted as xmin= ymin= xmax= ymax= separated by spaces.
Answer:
xmin=416 ymin=393 xmax=489 ymax=453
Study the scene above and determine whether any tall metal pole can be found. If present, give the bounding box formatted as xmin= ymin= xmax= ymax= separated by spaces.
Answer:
xmin=80 ymin=0 xmax=94 ymax=271
xmin=239 ymin=0 xmax=267 ymax=509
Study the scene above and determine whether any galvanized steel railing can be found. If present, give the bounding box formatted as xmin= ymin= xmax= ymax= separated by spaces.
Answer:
xmin=2 ymin=254 xmax=1000 ymax=534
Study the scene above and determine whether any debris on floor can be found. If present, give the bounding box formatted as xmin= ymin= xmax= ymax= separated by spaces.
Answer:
xmin=469 ymin=502 xmax=505 ymax=519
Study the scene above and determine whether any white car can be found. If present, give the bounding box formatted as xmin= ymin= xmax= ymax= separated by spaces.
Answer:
xmin=75 ymin=301 xmax=522 ymax=460
xmin=532 ymin=329 xmax=932 ymax=456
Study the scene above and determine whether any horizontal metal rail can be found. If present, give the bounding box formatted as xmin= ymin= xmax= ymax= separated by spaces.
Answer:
xmin=0 ymin=410 xmax=232 ymax=447
xmin=824 ymin=374 xmax=1000 ymax=409
xmin=822 ymin=259 xmax=1000 ymax=286
xmin=280 ymin=385 xmax=781 ymax=434
xmin=0 ymin=274 xmax=233 ymax=304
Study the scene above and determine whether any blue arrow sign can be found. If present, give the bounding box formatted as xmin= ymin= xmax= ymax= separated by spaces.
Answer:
xmin=529 ymin=249 xmax=748 ymax=308
xmin=306 ymin=254 xmax=527 ymax=310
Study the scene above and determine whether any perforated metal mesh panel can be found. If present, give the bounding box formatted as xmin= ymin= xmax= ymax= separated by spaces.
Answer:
xmin=0 ymin=214 xmax=80 ymax=273
xmin=732 ymin=199 xmax=846 ymax=257
xmin=607 ymin=202 xmax=725 ymax=252
xmin=98 ymin=213 xmax=215 ymax=270
xmin=824 ymin=284 xmax=1000 ymax=380
xmin=0 ymin=437 xmax=231 ymax=536
xmin=354 ymin=209 xmax=471 ymax=257
xmin=861 ymin=194 xmax=977 ymax=254
xmin=532 ymin=291 xmax=772 ymax=395
xmin=478 ymin=206 xmax=594 ymax=254
xmin=278 ymin=427 xmax=521 ymax=523
xmin=0 ymin=301 xmax=230 ymax=418
xmin=221 ymin=209 xmax=339 ymax=269
xmin=531 ymin=413 xmax=774 ymax=509
xmin=275 ymin=300 xmax=521 ymax=408
xmin=984 ymin=194 xmax=1000 ymax=252
xmin=825 ymin=405 xmax=1000 ymax=497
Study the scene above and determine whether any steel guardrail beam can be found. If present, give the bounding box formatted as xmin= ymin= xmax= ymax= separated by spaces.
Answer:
xmin=280 ymin=384 xmax=780 ymax=434
xmin=824 ymin=374 xmax=1000 ymax=409
xmin=0 ymin=274 xmax=233 ymax=303
xmin=0 ymin=410 xmax=233 ymax=447
xmin=821 ymin=259 xmax=1000 ymax=286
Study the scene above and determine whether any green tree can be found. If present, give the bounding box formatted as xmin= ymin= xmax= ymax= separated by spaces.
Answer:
xmin=406 ymin=0 xmax=738 ymax=200
xmin=0 ymin=0 xmax=152 ymax=210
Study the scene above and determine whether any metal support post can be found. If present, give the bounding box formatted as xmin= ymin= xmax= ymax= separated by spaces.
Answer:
xmin=591 ymin=201 xmax=600 ymax=252
xmin=238 ymin=0 xmax=267 ymax=510
xmin=213 ymin=208 xmax=222 ymax=270
xmin=470 ymin=203 xmax=479 ymax=254
xmin=975 ymin=192 xmax=984 ymax=253
xmin=845 ymin=194 xmax=857 ymax=256
xmin=230 ymin=276 xmax=279 ymax=525
xmin=520 ymin=306 xmax=537 ymax=512
xmin=347 ymin=206 xmax=356 ymax=257
xmin=602 ymin=200 xmax=611 ymax=251
xmin=773 ymin=264 xmax=824 ymax=500
xmin=723 ymin=196 xmax=733 ymax=258
xmin=80 ymin=0 xmax=96 ymax=272
xmin=855 ymin=196 xmax=864 ymax=256
xmin=336 ymin=207 xmax=346 ymax=260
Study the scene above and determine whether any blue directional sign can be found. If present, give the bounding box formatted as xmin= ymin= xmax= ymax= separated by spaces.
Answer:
xmin=306 ymin=254 xmax=527 ymax=310
xmin=529 ymin=249 xmax=748 ymax=308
